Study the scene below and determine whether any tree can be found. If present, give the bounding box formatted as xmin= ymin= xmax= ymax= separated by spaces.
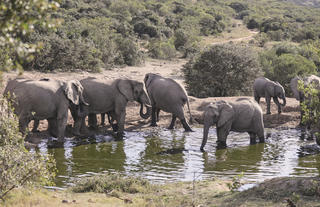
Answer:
xmin=0 ymin=0 xmax=60 ymax=72
xmin=182 ymin=43 xmax=262 ymax=97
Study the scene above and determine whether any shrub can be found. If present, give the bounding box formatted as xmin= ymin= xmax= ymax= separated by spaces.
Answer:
xmin=148 ymin=39 xmax=176 ymax=60
xmin=0 ymin=98 xmax=55 ymax=200
xmin=182 ymin=43 xmax=262 ymax=97
xmin=71 ymin=173 xmax=151 ymax=194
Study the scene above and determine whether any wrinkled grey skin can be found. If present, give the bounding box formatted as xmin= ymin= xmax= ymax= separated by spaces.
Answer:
xmin=290 ymin=75 xmax=320 ymax=125
xmin=253 ymin=77 xmax=286 ymax=114
xmin=144 ymin=73 xmax=193 ymax=131
xmin=72 ymin=77 xmax=151 ymax=139
xmin=3 ymin=78 xmax=88 ymax=140
xmin=200 ymin=98 xmax=265 ymax=151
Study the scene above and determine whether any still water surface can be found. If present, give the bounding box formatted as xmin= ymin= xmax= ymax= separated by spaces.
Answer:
xmin=36 ymin=128 xmax=320 ymax=187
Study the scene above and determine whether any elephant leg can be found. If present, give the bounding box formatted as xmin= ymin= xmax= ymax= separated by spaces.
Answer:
xmin=19 ymin=115 xmax=31 ymax=135
xmin=249 ymin=132 xmax=257 ymax=144
xmin=181 ymin=118 xmax=193 ymax=132
xmin=115 ymin=109 xmax=126 ymax=140
xmin=273 ymin=97 xmax=281 ymax=114
xmin=156 ymin=108 xmax=160 ymax=122
xmin=88 ymin=113 xmax=98 ymax=129
xmin=48 ymin=118 xmax=58 ymax=137
xmin=254 ymin=95 xmax=260 ymax=104
xmin=266 ymin=96 xmax=271 ymax=114
xmin=101 ymin=113 xmax=105 ymax=126
xmin=150 ymin=106 xmax=158 ymax=127
xmin=168 ymin=114 xmax=177 ymax=129
xmin=107 ymin=112 xmax=118 ymax=132
xmin=57 ymin=117 xmax=67 ymax=141
xmin=216 ymin=127 xmax=229 ymax=149
xmin=32 ymin=119 xmax=40 ymax=132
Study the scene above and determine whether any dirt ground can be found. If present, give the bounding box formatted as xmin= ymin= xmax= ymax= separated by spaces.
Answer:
xmin=1 ymin=58 xmax=301 ymax=143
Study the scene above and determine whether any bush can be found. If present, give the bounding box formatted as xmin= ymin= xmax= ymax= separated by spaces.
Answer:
xmin=71 ymin=173 xmax=151 ymax=194
xmin=0 ymin=98 xmax=55 ymax=200
xmin=182 ymin=43 xmax=262 ymax=97
xmin=148 ymin=39 xmax=176 ymax=60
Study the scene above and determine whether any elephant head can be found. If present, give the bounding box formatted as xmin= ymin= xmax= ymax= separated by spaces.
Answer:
xmin=63 ymin=80 xmax=89 ymax=117
xmin=267 ymin=81 xmax=286 ymax=106
xmin=200 ymin=101 xmax=234 ymax=151
xmin=144 ymin=73 xmax=161 ymax=88
xmin=117 ymin=79 xmax=151 ymax=119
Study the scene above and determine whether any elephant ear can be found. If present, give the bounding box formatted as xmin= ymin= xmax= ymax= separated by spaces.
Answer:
xmin=217 ymin=101 xmax=234 ymax=127
xmin=144 ymin=73 xmax=155 ymax=88
xmin=64 ymin=80 xmax=88 ymax=105
xmin=266 ymin=81 xmax=275 ymax=97
xmin=117 ymin=79 xmax=134 ymax=101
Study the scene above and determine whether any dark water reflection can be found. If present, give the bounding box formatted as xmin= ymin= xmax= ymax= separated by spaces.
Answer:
xmin=35 ymin=128 xmax=320 ymax=187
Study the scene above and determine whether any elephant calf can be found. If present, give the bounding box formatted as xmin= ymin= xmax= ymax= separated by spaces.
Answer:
xmin=144 ymin=73 xmax=193 ymax=131
xmin=200 ymin=98 xmax=265 ymax=150
xmin=253 ymin=77 xmax=286 ymax=114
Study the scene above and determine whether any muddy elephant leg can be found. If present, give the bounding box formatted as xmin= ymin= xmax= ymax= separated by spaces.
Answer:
xmin=47 ymin=118 xmax=58 ymax=137
xmin=266 ymin=96 xmax=271 ymax=114
xmin=150 ymin=106 xmax=158 ymax=127
xmin=88 ymin=113 xmax=98 ymax=129
xmin=168 ymin=114 xmax=177 ymax=129
xmin=273 ymin=97 xmax=281 ymax=114
xmin=115 ymin=109 xmax=126 ymax=140
xmin=216 ymin=124 xmax=231 ymax=149
xmin=249 ymin=132 xmax=257 ymax=144
xmin=101 ymin=113 xmax=105 ymax=126
xmin=32 ymin=119 xmax=40 ymax=132
xmin=156 ymin=109 xmax=160 ymax=122
xmin=107 ymin=112 xmax=118 ymax=132
xmin=56 ymin=116 xmax=67 ymax=141
xmin=181 ymin=118 xmax=193 ymax=132
xmin=19 ymin=115 xmax=31 ymax=135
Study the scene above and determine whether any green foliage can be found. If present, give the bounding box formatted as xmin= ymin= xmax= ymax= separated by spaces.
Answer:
xmin=0 ymin=0 xmax=61 ymax=71
xmin=0 ymin=98 xmax=56 ymax=200
xmin=71 ymin=173 xmax=151 ymax=194
xmin=182 ymin=43 xmax=262 ymax=97
xmin=148 ymin=38 xmax=176 ymax=60
xmin=227 ymin=172 xmax=244 ymax=192
xmin=260 ymin=42 xmax=318 ymax=94
xmin=299 ymin=81 xmax=320 ymax=138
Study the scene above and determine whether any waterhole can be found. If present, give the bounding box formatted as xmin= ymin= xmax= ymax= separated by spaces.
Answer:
xmin=34 ymin=128 xmax=320 ymax=187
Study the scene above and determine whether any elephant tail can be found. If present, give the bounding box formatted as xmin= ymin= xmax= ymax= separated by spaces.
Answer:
xmin=186 ymin=98 xmax=193 ymax=124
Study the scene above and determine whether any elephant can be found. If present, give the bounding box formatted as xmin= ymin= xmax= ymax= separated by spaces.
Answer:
xmin=253 ymin=77 xmax=286 ymax=114
xmin=200 ymin=98 xmax=265 ymax=151
xmin=144 ymin=73 xmax=193 ymax=131
xmin=290 ymin=75 xmax=320 ymax=125
xmin=71 ymin=77 xmax=151 ymax=139
xmin=3 ymin=78 xmax=88 ymax=140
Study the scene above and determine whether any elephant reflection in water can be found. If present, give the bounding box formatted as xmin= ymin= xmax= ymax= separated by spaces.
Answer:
xmin=202 ymin=143 xmax=265 ymax=174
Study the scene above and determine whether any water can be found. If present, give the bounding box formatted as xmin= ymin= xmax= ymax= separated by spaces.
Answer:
xmin=34 ymin=128 xmax=320 ymax=188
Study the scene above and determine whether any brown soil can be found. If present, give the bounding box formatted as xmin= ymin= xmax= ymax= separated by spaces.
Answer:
xmin=1 ymin=58 xmax=301 ymax=143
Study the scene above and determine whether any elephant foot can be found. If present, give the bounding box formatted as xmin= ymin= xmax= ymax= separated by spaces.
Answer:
xmin=115 ymin=131 xmax=125 ymax=140
xmin=259 ymin=137 xmax=265 ymax=143
xmin=266 ymin=112 xmax=271 ymax=115
xmin=184 ymin=127 xmax=194 ymax=132
xmin=150 ymin=123 xmax=158 ymax=127
xmin=216 ymin=141 xmax=227 ymax=149
xmin=278 ymin=110 xmax=282 ymax=114
xmin=111 ymin=124 xmax=118 ymax=132
xmin=32 ymin=129 xmax=40 ymax=133
xmin=250 ymin=138 xmax=257 ymax=145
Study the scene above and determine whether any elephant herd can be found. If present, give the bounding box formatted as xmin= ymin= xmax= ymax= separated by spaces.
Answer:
xmin=3 ymin=73 xmax=320 ymax=151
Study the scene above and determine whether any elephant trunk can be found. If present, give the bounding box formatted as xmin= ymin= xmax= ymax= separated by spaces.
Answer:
xmin=139 ymin=103 xmax=151 ymax=119
xmin=200 ymin=124 xmax=210 ymax=151
xmin=280 ymin=97 xmax=286 ymax=107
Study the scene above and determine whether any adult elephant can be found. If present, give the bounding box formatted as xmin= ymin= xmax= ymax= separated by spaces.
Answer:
xmin=253 ymin=77 xmax=286 ymax=114
xmin=72 ymin=77 xmax=151 ymax=139
xmin=200 ymin=98 xmax=265 ymax=151
xmin=290 ymin=75 xmax=320 ymax=125
xmin=144 ymin=73 xmax=193 ymax=131
xmin=3 ymin=78 xmax=88 ymax=140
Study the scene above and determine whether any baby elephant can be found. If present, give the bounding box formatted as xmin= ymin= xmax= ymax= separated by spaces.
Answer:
xmin=144 ymin=73 xmax=193 ymax=131
xmin=253 ymin=77 xmax=286 ymax=114
xmin=200 ymin=98 xmax=264 ymax=151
